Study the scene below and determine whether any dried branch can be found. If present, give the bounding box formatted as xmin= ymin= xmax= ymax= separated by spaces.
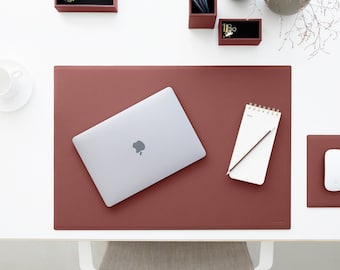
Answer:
xmin=248 ymin=0 xmax=340 ymax=58
xmin=249 ymin=0 xmax=263 ymax=16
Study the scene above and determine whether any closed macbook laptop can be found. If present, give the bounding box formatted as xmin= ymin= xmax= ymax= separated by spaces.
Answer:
xmin=72 ymin=87 xmax=206 ymax=207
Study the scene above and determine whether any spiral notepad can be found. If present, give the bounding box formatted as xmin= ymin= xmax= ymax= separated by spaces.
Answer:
xmin=228 ymin=103 xmax=281 ymax=185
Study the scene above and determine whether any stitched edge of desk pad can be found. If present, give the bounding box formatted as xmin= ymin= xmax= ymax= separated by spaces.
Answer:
xmin=307 ymin=135 xmax=340 ymax=207
xmin=54 ymin=66 xmax=291 ymax=229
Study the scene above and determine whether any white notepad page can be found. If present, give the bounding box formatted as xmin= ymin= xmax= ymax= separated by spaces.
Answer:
xmin=228 ymin=103 xmax=281 ymax=185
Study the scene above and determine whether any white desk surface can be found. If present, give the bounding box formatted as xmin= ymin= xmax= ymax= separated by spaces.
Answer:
xmin=0 ymin=0 xmax=340 ymax=241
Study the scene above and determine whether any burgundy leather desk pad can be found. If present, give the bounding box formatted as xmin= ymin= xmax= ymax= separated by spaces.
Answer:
xmin=54 ymin=66 xmax=291 ymax=230
xmin=307 ymin=135 xmax=340 ymax=207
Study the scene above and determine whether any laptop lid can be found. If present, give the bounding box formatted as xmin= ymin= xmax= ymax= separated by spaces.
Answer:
xmin=72 ymin=86 xmax=206 ymax=207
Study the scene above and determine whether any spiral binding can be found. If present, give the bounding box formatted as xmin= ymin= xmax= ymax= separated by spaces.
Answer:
xmin=247 ymin=103 xmax=280 ymax=115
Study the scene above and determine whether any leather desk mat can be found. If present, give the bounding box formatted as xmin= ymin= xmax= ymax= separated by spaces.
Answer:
xmin=307 ymin=135 xmax=340 ymax=207
xmin=54 ymin=66 xmax=291 ymax=229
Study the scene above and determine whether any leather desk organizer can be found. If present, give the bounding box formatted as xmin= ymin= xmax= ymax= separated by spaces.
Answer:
xmin=55 ymin=0 xmax=117 ymax=12
xmin=189 ymin=0 xmax=217 ymax=28
xmin=218 ymin=19 xmax=262 ymax=45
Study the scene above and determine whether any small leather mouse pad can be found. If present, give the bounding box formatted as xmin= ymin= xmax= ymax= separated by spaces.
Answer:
xmin=307 ymin=135 xmax=340 ymax=207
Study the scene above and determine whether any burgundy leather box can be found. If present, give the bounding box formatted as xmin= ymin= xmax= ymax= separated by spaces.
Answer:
xmin=218 ymin=19 xmax=262 ymax=46
xmin=189 ymin=0 xmax=216 ymax=28
xmin=55 ymin=0 xmax=117 ymax=12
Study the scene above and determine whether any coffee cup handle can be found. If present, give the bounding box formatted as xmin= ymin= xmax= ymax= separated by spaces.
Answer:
xmin=11 ymin=70 xmax=23 ymax=79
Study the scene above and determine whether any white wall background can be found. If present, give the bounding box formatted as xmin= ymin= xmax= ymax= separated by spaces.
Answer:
xmin=0 ymin=241 xmax=340 ymax=269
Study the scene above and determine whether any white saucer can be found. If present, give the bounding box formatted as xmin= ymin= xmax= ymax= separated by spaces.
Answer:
xmin=0 ymin=59 xmax=33 ymax=112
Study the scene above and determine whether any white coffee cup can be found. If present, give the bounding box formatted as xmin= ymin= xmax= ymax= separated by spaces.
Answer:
xmin=0 ymin=67 xmax=23 ymax=100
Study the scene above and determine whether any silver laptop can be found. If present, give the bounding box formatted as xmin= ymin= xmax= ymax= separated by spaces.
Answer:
xmin=72 ymin=87 xmax=206 ymax=207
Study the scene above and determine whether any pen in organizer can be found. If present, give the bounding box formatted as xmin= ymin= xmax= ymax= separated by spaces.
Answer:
xmin=226 ymin=128 xmax=274 ymax=176
xmin=193 ymin=0 xmax=210 ymax=13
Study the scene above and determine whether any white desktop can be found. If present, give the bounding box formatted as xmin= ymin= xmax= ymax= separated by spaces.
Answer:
xmin=0 ymin=0 xmax=340 ymax=243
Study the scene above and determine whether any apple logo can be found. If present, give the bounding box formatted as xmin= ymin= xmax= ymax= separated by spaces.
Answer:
xmin=132 ymin=140 xmax=145 ymax=155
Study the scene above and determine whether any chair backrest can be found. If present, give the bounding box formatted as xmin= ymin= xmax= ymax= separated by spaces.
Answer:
xmin=100 ymin=241 xmax=254 ymax=270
